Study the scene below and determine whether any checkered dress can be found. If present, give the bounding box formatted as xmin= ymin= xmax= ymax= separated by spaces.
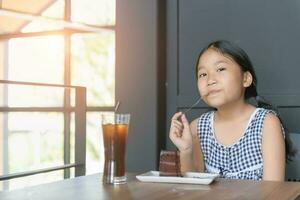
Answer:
xmin=197 ymin=108 xmax=283 ymax=180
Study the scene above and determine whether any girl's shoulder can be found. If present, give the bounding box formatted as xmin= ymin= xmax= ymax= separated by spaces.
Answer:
xmin=252 ymin=107 xmax=284 ymax=135
xmin=190 ymin=110 xmax=213 ymax=125
xmin=192 ymin=110 xmax=214 ymax=127
xmin=255 ymin=108 xmax=280 ymax=121
xmin=199 ymin=110 xmax=214 ymax=120
xmin=256 ymin=107 xmax=278 ymax=114
xmin=258 ymin=108 xmax=282 ymax=130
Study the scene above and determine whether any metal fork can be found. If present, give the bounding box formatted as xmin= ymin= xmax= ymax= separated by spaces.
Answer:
xmin=182 ymin=97 xmax=202 ymax=115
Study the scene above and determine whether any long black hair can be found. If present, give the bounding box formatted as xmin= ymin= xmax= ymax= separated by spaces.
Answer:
xmin=195 ymin=40 xmax=296 ymax=162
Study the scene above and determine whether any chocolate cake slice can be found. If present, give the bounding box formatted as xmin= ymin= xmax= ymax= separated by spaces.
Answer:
xmin=159 ymin=150 xmax=181 ymax=176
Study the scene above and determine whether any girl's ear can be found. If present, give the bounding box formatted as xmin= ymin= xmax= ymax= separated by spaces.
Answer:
xmin=243 ymin=71 xmax=253 ymax=88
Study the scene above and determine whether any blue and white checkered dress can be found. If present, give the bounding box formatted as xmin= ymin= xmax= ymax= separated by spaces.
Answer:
xmin=197 ymin=108 xmax=283 ymax=180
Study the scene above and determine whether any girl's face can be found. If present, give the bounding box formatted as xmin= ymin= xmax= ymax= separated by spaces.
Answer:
xmin=197 ymin=48 xmax=252 ymax=108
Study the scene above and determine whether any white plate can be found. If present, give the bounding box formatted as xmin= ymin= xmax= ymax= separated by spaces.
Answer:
xmin=136 ymin=171 xmax=219 ymax=185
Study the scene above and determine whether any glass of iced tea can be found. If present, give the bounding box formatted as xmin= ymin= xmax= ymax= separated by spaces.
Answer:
xmin=101 ymin=113 xmax=130 ymax=184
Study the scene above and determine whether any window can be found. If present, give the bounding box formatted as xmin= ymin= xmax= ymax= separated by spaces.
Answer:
xmin=0 ymin=0 xmax=115 ymax=190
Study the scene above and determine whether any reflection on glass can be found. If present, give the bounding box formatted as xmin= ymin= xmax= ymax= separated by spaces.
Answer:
xmin=71 ymin=0 xmax=115 ymax=26
xmin=8 ymin=36 xmax=64 ymax=84
xmin=71 ymin=33 xmax=115 ymax=106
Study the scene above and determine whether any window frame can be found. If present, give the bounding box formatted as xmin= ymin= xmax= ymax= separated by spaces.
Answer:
xmin=0 ymin=0 xmax=115 ymax=188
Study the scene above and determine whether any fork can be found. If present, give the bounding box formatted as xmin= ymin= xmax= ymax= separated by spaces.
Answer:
xmin=182 ymin=97 xmax=202 ymax=115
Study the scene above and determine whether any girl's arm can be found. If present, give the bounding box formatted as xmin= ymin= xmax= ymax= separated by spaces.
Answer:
xmin=262 ymin=113 xmax=286 ymax=181
xmin=180 ymin=119 xmax=205 ymax=173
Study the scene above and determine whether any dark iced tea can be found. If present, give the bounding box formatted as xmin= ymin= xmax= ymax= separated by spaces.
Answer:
xmin=102 ymin=123 xmax=129 ymax=179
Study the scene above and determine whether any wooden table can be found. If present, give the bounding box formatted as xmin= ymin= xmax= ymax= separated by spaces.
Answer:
xmin=1 ymin=173 xmax=300 ymax=200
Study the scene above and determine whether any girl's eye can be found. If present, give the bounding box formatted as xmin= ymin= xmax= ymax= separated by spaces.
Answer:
xmin=198 ymin=73 xmax=207 ymax=78
xmin=217 ymin=67 xmax=226 ymax=72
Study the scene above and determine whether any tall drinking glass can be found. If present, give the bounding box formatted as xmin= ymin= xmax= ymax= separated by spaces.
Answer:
xmin=101 ymin=113 xmax=130 ymax=184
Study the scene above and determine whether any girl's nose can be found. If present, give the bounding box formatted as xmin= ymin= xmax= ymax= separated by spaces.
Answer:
xmin=207 ymin=74 xmax=217 ymax=86
xmin=207 ymin=80 xmax=217 ymax=86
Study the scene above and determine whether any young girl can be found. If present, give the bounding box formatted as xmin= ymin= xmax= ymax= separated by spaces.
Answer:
xmin=169 ymin=40 xmax=294 ymax=181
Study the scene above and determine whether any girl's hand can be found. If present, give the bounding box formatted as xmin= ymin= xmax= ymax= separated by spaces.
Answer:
xmin=169 ymin=112 xmax=193 ymax=153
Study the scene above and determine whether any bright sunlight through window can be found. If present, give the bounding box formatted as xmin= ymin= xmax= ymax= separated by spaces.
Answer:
xmin=0 ymin=0 xmax=115 ymax=190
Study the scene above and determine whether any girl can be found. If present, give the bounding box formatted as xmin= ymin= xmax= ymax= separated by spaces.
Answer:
xmin=169 ymin=40 xmax=294 ymax=181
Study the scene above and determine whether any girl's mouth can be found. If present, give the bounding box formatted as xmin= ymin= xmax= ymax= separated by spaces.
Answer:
xmin=208 ymin=89 xmax=221 ymax=96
